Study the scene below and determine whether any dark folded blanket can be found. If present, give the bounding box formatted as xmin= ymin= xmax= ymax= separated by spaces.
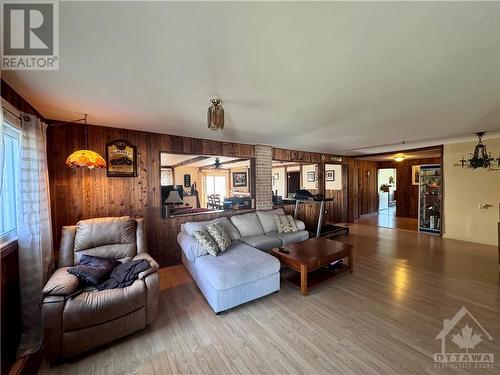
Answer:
xmin=97 ymin=259 xmax=149 ymax=291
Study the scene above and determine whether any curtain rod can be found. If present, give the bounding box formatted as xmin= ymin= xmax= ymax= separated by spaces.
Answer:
xmin=2 ymin=105 xmax=21 ymax=120
xmin=48 ymin=114 xmax=87 ymax=127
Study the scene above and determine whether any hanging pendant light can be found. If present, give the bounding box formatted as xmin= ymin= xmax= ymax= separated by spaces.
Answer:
xmin=65 ymin=114 xmax=107 ymax=169
xmin=207 ymin=98 xmax=224 ymax=131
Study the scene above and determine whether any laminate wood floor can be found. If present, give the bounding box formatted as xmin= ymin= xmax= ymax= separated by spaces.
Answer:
xmin=39 ymin=224 xmax=500 ymax=375
xmin=355 ymin=206 xmax=418 ymax=231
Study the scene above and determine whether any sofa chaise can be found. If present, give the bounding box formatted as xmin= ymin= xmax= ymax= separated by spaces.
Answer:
xmin=177 ymin=209 xmax=308 ymax=313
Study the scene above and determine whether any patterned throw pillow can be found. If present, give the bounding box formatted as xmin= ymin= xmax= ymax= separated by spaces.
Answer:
xmin=193 ymin=230 xmax=219 ymax=256
xmin=206 ymin=223 xmax=232 ymax=252
xmin=274 ymin=214 xmax=299 ymax=234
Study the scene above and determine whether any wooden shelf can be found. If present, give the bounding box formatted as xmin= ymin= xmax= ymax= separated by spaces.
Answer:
xmin=281 ymin=264 xmax=350 ymax=291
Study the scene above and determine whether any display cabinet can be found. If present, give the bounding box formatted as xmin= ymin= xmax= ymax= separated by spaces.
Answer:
xmin=418 ymin=164 xmax=442 ymax=234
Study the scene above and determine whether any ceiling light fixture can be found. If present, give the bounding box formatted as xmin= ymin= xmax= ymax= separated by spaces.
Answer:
xmin=207 ymin=98 xmax=224 ymax=131
xmin=65 ymin=114 xmax=107 ymax=169
xmin=393 ymin=154 xmax=406 ymax=162
xmin=457 ymin=132 xmax=500 ymax=170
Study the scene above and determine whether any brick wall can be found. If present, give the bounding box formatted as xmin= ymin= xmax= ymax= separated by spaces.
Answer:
xmin=254 ymin=145 xmax=273 ymax=210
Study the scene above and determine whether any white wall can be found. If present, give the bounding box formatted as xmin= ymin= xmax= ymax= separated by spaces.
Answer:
xmin=325 ymin=164 xmax=342 ymax=190
xmin=301 ymin=164 xmax=317 ymax=190
xmin=443 ymin=138 xmax=500 ymax=246
xmin=272 ymin=167 xmax=286 ymax=197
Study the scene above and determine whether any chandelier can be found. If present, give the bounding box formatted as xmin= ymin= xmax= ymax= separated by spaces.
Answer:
xmin=207 ymin=98 xmax=224 ymax=131
xmin=457 ymin=132 xmax=500 ymax=170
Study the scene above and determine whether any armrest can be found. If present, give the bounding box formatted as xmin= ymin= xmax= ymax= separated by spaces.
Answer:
xmin=42 ymin=267 xmax=80 ymax=296
xmin=295 ymin=220 xmax=306 ymax=231
xmin=133 ymin=252 xmax=159 ymax=280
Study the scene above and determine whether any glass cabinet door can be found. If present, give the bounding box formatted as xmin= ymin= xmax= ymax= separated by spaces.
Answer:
xmin=418 ymin=165 xmax=442 ymax=233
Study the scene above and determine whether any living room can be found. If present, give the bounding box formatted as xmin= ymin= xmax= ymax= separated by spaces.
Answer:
xmin=1 ymin=1 xmax=499 ymax=374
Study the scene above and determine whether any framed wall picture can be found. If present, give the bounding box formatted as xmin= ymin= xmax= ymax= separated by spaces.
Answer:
xmin=412 ymin=165 xmax=420 ymax=185
xmin=307 ymin=171 xmax=315 ymax=182
xmin=184 ymin=174 xmax=191 ymax=188
xmin=233 ymin=172 xmax=247 ymax=187
xmin=106 ymin=139 xmax=137 ymax=177
xmin=326 ymin=170 xmax=335 ymax=181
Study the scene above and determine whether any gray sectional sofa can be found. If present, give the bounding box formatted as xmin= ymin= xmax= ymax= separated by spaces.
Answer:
xmin=177 ymin=209 xmax=308 ymax=313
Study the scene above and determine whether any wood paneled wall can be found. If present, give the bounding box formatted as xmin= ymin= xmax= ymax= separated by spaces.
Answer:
xmin=47 ymin=123 xmax=254 ymax=266
xmin=378 ymin=157 xmax=441 ymax=218
xmin=272 ymin=148 xmax=323 ymax=163
xmin=355 ymin=160 xmax=379 ymax=215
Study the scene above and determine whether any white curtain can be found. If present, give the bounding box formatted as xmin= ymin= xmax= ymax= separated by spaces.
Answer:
xmin=16 ymin=113 xmax=54 ymax=357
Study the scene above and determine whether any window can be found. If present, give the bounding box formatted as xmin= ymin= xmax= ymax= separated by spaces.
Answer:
xmin=160 ymin=167 xmax=173 ymax=186
xmin=1 ymin=122 xmax=20 ymax=245
xmin=206 ymin=175 xmax=226 ymax=199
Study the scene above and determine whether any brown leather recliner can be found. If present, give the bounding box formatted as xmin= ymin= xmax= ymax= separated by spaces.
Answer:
xmin=42 ymin=216 xmax=159 ymax=362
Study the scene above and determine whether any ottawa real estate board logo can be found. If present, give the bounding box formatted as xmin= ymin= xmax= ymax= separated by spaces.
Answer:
xmin=1 ymin=1 xmax=59 ymax=70
xmin=434 ymin=306 xmax=494 ymax=369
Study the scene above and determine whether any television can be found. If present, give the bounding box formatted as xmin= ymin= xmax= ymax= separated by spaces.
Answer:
xmin=161 ymin=185 xmax=184 ymax=205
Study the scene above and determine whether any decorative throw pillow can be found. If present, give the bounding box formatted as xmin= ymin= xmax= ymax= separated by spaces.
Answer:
xmin=274 ymin=214 xmax=298 ymax=234
xmin=67 ymin=254 xmax=120 ymax=286
xmin=193 ymin=230 xmax=219 ymax=256
xmin=206 ymin=223 xmax=232 ymax=252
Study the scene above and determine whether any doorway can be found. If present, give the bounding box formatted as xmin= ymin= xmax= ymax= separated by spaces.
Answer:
xmin=378 ymin=168 xmax=396 ymax=212
xmin=377 ymin=168 xmax=397 ymax=227
xmin=287 ymin=172 xmax=300 ymax=197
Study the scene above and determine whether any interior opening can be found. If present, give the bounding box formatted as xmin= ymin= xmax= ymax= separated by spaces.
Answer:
xmin=354 ymin=147 xmax=442 ymax=232
xmin=160 ymin=152 xmax=253 ymax=217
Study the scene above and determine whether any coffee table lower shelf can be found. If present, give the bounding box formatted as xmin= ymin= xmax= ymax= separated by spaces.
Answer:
xmin=280 ymin=264 xmax=351 ymax=293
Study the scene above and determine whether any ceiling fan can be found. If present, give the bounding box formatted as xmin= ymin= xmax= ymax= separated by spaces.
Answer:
xmin=203 ymin=158 xmax=224 ymax=170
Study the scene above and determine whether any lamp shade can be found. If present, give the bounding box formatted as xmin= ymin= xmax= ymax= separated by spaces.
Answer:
xmin=66 ymin=150 xmax=107 ymax=169
xmin=207 ymin=98 xmax=224 ymax=131
xmin=165 ymin=190 xmax=183 ymax=204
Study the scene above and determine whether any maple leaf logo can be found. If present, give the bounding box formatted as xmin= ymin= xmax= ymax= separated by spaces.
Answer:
xmin=451 ymin=324 xmax=483 ymax=353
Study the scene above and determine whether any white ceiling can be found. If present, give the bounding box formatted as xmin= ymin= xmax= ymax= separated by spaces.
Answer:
xmin=3 ymin=1 xmax=500 ymax=154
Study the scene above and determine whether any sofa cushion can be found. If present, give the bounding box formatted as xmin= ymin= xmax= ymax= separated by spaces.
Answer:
xmin=73 ymin=217 xmax=138 ymax=264
xmin=230 ymin=213 xmax=264 ymax=237
xmin=274 ymin=214 xmax=298 ymax=233
xmin=194 ymin=241 xmax=280 ymax=290
xmin=239 ymin=235 xmax=282 ymax=252
xmin=184 ymin=217 xmax=241 ymax=240
xmin=256 ymin=209 xmax=285 ymax=233
xmin=194 ymin=230 xmax=219 ymax=256
xmin=74 ymin=216 xmax=137 ymax=251
xmin=267 ymin=230 xmax=309 ymax=244
xmin=177 ymin=231 xmax=208 ymax=261
xmin=295 ymin=220 xmax=306 ymax=231
xmin=207 ymin=223 xmax=231 ymax=252
xmin=63 ymin=278 xmax=146 ymax=331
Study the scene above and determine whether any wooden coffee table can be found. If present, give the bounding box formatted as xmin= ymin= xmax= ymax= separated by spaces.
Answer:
xmin=271 ymin=237 xmax=353 ymax=295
